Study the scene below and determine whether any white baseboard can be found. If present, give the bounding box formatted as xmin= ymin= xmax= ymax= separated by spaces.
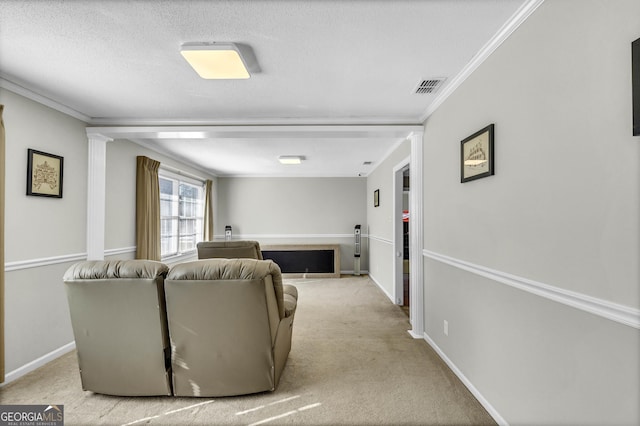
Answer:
xmin=407 ymin=330 xmax=422 ymax=339
xmin=340 ymin=270 xmax=369 ymax=275
xmin=1 ymin=341 xmax=76 ymax=386
xmin=423 ymin=333 xmax=508 ymax=426
xmin=368 ymin=274 xmax=394 ymax=303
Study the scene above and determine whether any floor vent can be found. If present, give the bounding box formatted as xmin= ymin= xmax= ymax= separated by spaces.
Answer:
xmin=414 ymin=78 xmax=446 ymax=94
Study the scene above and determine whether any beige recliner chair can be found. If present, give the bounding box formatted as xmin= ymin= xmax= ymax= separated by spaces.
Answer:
xmin=63 ymin=260 xmax=172 ymax=396
xmin=197 ymin=240 xmax=263 ymax=260
xmin=196 ymin=240 xmax=297 ymax=301
xmin=165 ymin=258 xmax=297 ymax=397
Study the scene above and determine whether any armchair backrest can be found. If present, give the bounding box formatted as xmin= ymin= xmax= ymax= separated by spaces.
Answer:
xmin=164 ymin=258 xmax=284 ymax=397
xmin=196 ymin=240 xmax=263 ymax=260
xmin=63 ymin=260 xmax=171 ymax=396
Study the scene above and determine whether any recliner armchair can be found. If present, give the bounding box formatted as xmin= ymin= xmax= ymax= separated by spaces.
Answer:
xmin=165 ymin=258 xmax=297 ymax=397
xmin=196 ymin=240 xmax=298 ymax=301
xmin=197 ymin=240 xmax=263 ymax=260
xmin=63 ymin=260 xmax=172 ymax=396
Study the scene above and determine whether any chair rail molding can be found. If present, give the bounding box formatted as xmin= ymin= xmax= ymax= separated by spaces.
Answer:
xmin=4 ymin=246 xmax=136 ymax=272
xmin=424 ymin=250 xmax=640 ymax=329
xmin=4 ymin=253 xmax=87 ymax=272
xmin=367 ymin=235 xmax=393 ymax=245
xmin=221 ymin=233 xmax=365 ymax=240
xmin=105 ymin=246 xmax=137 ymax=257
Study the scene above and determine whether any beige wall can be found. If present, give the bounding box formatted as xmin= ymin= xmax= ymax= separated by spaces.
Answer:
xmin=105 ymin=139 xmax=217 ymax=257
xmin=216 ymin=177 xmax=367 ymax=272
xmin=422 ymin=1 xmax=640 ymax=424
xmin=366 ymin=139 xmax=410 ymax=298
xmin=0 ymin=89 xmax=219 ymax=379
xmin=0 ymin=88 xmax=87 ymax=375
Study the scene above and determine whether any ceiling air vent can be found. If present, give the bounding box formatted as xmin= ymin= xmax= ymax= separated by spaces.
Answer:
xmin=414 ymin=78 xmax=446 ymax=94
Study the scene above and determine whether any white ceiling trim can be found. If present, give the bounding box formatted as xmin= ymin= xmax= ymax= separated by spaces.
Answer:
xmin=1 ymin=75 xmax=425 ymax=127
xmin=88 ymin=124 xmax=423 ymax=178
xmin=85 ymin=124 xmax=424 ymax=140
xmin=0 ymin=77 xmax=91 ymax=123
xmin=89 ymin=115 xmax=424 ymax=127
xmin=420 ymin=0 xmax=545 ymax=122
xmin=1 ymin=1 xmax=542 ymax=129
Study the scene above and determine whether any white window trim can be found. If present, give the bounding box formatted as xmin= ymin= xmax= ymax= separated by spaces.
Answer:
xmin=159 ymin=167 xmax=205 ymax=187
xmin=158 ymin=167 xmax=206 ymax=261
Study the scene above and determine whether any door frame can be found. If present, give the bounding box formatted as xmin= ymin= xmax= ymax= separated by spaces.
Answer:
xmin=393 ymin=157 xmax=410 ymax=306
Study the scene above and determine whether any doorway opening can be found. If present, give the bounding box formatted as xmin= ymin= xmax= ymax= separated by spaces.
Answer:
xmin=393 ymin=159 xmax=410 ymax=317
xmin=401 ymin=168 xmax=410 ymax=316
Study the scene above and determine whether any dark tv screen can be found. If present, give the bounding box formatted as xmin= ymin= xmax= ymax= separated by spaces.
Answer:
xmin=634 ymin=37 xmax=640 ymax=136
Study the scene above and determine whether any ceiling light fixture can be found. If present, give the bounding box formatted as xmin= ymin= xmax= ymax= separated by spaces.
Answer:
xmin=180 ymin=42 xmax=250 ymax=79
xmin=278 ymin=155 xmax=304 ymax=165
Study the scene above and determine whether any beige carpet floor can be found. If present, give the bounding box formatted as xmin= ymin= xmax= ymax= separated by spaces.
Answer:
xmin=0 ymin=275 xmax=495 ymax=425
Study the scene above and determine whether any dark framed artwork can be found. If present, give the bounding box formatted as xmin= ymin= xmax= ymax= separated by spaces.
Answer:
xmin=460 ymin=124 xmax=494 ymax=183
xmin=633 ymin=37 xmax=639 ymax=136
xmin=26 ymin=149 xmax=64 ymax=198
xmin=373 ymin=189 xmax=380 ymax=207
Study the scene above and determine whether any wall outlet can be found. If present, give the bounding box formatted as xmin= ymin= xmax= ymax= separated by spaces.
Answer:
xmin=443 ymin=320 xmax=449 ymax=336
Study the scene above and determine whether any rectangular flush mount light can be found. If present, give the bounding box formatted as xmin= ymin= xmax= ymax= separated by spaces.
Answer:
xmin=278 ymin=156 xmax=303 ymax=165
xmin=181 ymin=42 xmax=250 ymax=79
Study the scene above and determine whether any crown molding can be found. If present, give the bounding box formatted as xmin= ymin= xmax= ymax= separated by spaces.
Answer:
xmin=419 ymin=0 xmax=545 ymax=122
xmin=88 ymin=116 xmax=424 ymax=127
xmin=1 ymin=2 xmax=546 ymax=129
xmin=1 ymin=76 xmax=421 ymax=127
xmin=0 ymin=77 xmax=91 ymax=123
xmin=1 ymin=77 xmax=424 ymax=127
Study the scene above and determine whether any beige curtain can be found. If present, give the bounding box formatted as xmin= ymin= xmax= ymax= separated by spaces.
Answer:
xmin=0 ymin=105 xmax=5 ymax=382
xmin=135 ymin=156 xmax=161 ymax=260
xmin=203 ymin=179 xmax=214 ymax=241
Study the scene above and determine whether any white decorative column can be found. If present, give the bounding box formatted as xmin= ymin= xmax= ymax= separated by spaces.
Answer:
xmin=409 ymin=130 xmax=425 ymax=338
xmin=86 ymin=132 xmax=112 ymax=260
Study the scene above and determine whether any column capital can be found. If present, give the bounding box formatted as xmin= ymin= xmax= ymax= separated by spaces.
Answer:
xmin=85 ymin=131 xmax=113 ymax=144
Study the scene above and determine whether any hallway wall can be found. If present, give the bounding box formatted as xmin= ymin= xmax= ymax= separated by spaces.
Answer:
xmin=421 ymin=1 xmax=640 ymax=424
xmin=0 ymin=88 xmax=87 ymax=378
xmin=366 ymin=139 xmax=410 ymax=299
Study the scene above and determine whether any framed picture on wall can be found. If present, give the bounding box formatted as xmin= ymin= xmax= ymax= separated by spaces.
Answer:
xmin=26 ymin=149 xmax=64 ymax=198
xmin=460 ymin=124 xmax=494 ymax=183
xmin=374 ymin=189 xmax=380 ymax=207
xmin=633 ymin=37 xmax=640 ymax=136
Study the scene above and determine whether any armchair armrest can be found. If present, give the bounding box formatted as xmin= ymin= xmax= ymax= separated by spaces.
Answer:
xmin=283 ymin=293 xmax=297 ymax=318
xmin=283 ymin=284 xmax=298 ymax=300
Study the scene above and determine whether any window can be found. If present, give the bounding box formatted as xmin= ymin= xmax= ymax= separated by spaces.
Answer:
xmin=159 ymin=171 xmax=204 ymax=259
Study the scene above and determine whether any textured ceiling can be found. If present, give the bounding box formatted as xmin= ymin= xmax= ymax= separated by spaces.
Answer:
xmin=0 ymin=0 xmax=529 ymax=176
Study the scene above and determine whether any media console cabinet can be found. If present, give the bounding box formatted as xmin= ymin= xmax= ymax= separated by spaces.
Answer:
xmin=261 ymin=244 xmax=340 ymax=278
